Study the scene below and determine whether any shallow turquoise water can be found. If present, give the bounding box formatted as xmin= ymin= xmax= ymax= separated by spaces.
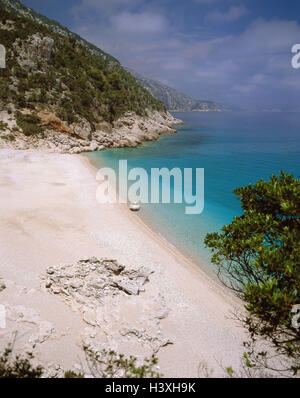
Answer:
xmin=87 ymin=112 xmax=300 ymax=270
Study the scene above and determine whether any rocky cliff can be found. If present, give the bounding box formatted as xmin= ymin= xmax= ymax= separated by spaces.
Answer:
xmin=0 ymin=0 xmax=182 ymax=153
xmin=126 ymin=68 xmax=220 ymax=112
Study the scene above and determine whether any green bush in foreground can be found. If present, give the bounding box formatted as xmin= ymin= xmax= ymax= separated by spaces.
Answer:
xmin=0 ymin=347 xmax=43 ymax=378
xmin=0 ymin=344 xmax=160 ymax=379
xmin=205 ymin=172 xmax=300 ymax=375
xmin=83 ymin=348 xmax=160 ymax=379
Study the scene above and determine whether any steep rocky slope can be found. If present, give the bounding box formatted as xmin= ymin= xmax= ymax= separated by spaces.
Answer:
xmin=126 ymin=68 xmax=220 ymax=112
xmin=0 ymin=0 xmax=119 ymax=63
xmin=0 ymin=0 xmax=181 ymax=153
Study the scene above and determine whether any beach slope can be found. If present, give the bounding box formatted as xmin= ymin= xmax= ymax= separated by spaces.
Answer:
xmin=0 ymin=149 xmax=246 ymax=377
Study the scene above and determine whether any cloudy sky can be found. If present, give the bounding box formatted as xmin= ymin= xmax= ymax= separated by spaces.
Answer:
xmin=22 ymin=0 xmax=300 ymax=110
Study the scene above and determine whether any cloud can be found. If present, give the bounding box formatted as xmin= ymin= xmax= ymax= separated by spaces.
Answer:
xmin=111 ymin=11 xmax=168 ymax=34
xmin=71 ymin=0 xmax=143 ymax=19
xmin=187 ymin=18 xmax=300 ymax=107
xmin=69 ymin=1 xmax=300 ymax=110
xmin=193 ymin=0 xmax=221 ymax=4
xmin=206 ymin=5 xmax=249 ymax=22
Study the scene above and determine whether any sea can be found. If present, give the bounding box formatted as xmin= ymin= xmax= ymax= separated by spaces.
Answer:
xmin=87 ymin=111 xmax=300 ymax=272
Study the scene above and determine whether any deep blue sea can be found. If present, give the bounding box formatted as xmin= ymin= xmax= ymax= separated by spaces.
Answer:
xmin=87 ymin=112 xmax=300 ymax=271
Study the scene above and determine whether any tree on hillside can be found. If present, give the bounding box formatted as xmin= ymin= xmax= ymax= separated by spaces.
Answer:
xmin=205 ymin=172 xmax=300 ymax=376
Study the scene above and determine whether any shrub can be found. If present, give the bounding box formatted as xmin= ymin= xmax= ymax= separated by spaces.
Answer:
xmin=0 ymin=121 xmax=8 ymax=131
xmin=1 ymin=134 xmax=15 ymax=141
xmin=0 ymin=346 xmax=43 ymax=378
xmin=64 ymin=371 xmax=84 ymax=378
xmin=205 ymin=172 xmax=300 ymax=376
xmin=16 ymin=112 xmax=44 ymax=136
xmin=83 ymin=348 xmax=161 ymax=378
xmin=0 ymin=344 xmax=161 ymax=379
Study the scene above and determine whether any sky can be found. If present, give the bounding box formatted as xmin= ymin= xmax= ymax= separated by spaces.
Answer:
xmin=21 ymin=0 xmax=300 ymax=111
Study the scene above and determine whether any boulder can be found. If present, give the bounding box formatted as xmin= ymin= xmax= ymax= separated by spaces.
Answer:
xmin=71 ymin=118 xmax=92 ymax=140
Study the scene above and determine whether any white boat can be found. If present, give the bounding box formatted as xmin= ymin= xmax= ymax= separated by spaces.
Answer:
xmin=129 ymin=202 xmax=141 ymax=212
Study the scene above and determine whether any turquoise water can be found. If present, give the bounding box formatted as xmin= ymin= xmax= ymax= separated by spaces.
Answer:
xmin=87 ymin=112 xmax=300 ymax=270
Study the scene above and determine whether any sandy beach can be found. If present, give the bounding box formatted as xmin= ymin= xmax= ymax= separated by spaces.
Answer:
xmin=0 ymin=149 xmax=247 ymax=377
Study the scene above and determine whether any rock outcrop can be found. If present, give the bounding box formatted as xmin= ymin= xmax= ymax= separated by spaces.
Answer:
xmin=16 ymin=33 xmax=55 ymax=72
xmin=41 ymin=258 xmax=172 ymax=357
xmin=126 ymin=67 xmax=221 ymax=112
xmin=0 ymin=256 xmax=172 ymax=375
xmin=43 ymin=257 xmax=153 ymax=302
xmin=0 ymin=108 xmax=182 ymax=154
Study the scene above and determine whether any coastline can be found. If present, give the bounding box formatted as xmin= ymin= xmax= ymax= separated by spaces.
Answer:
xmin=81 ymin=152 xmax=229 ymax=289
xmin=0 ymin=148 xmax=247 ymax=377
xmin=0 ymin=110 xmax=183 ymax=154
xmin=78 ymin=152 xmax=248 ymax=373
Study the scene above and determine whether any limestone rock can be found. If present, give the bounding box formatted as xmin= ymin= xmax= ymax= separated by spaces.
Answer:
xmin=43 ymin=258 xmax=152 ymax=304
xmin=71 ymin=118 xmax=92 ymax=140
xmin=41 ymin=258 xmax=172 ymax=355
xmin=113 ymin=280 xmax=139 ymax=296
xmin=16 ymin=33 xmax=55 ymax=71
xmin=0 ymin=110 xmax=182 ymax=155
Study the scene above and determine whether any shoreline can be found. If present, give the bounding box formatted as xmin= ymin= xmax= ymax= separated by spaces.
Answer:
xmin=79 ymin=153 xmax=242 ymax=310
xmin=0 ymin=148 xmax=247 ymax=377
xmin=83 ymin=140 xmax=226 ymax=288
xmin=0 ymin=110 xmax=183 ymax=154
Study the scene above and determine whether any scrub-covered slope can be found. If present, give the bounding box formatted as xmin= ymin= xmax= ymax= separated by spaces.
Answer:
xmin=0 ymin=0 xmax=180 ymax=153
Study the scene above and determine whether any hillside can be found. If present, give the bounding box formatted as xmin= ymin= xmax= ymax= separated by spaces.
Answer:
xmin=126 ymin=68 xmax=220 ymax=112
xmin=0 ymin=0 xmax=118 ymax=63
xmin=0 ymin=0 xmax=181 ymax=153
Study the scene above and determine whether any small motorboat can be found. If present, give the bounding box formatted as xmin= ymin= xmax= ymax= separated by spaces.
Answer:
xmin=129 ymin=202 xmax=141 ymax=212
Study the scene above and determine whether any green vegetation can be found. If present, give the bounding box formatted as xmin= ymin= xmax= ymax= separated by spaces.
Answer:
xmin=1 ymin=0 xmax=116 ymax=63
xmin=64 ymin=370 xmax=84 ymax=379
xmin=0 ymin=344 xmax=161 ymax=379
xmin=205 ymin=172 xmax=300 ymax=375
xmin=0 ymin=5 xmax=166 ymax=134
xmin=0 ymin=121 xmax=8 ymax=131
xmin=0 ymin=346 xmax=43 ymax=378
xmin=16 ymin=112 xmax=44 ymax=136
xmin=1 ymin=133 xmax=15 ymax=141
xmin=83 ymin=348 xmax=160 ymax=379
